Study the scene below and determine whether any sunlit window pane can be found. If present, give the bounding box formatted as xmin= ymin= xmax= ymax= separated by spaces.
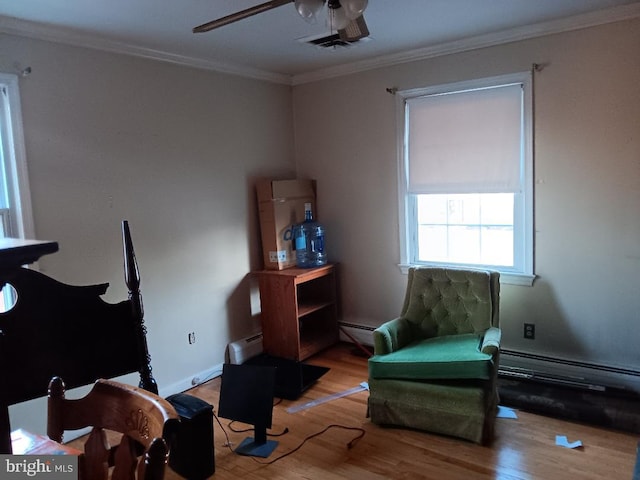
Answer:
xmin=480 ymin=194 xmax=513 ymax=224
xmin=449 ymin=225 xmax=480 ymax=263
xmin=418 ymin=195 xmax=447 ymax=224
xmin=416 ymin=193 xmax=514 ymax=267
xmin=481 ymin=226 xmax=513 ymax=266
xmin=417 ymin=225 xmax=447 ymax=262
xmin=451 ymin=195 xmax=480 ymax=225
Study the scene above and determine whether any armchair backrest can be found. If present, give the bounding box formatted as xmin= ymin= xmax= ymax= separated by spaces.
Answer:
xmin=400 ymin=267 xmax=500 ymax=338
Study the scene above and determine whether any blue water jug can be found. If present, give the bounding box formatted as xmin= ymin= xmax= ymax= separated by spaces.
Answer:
xmin=294 ymin=203 xmax=327 ymax=268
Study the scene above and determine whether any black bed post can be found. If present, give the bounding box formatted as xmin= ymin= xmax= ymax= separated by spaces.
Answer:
xmin=122 ymin=220 xmax=158 ymax=394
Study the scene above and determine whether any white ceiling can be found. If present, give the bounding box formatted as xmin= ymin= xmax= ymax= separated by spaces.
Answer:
xmin=1 ymin=0 xmax=639 ymax=84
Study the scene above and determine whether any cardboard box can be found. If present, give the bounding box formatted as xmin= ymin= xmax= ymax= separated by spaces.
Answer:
xmin=256 ymin=178 xmax=316 ymax=270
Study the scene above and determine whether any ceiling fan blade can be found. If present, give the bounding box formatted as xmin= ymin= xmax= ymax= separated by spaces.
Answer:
xmin=193 ymin=0 xmax=293 ymax=33
xmin=338 ymin=14 xmax=369 ymax=42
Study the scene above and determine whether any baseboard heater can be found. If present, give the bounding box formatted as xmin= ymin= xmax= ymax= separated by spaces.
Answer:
xmin=339 ymin=322 xmax=376 ymax=349
xmin=500 ymin=349 xmax=640 ymax=393
xmin=499 ymin=365 xmax=608 ymax=392
xmin=340 ymin=322 xmax=376 ymax=331
xmin=228 ymin=333 xmax=263 ymax=365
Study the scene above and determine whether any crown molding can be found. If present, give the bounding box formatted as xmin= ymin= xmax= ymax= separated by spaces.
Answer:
xmin=0 ymin=15 xmax=292 ymax=85
xmin=2 ymin=2 xmax=639 ymax=87
xmin=291 ymin=2 xmax=640 ymax=85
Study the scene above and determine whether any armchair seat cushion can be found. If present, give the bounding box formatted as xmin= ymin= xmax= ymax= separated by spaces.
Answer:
xmin=368 ymin=333 xmax=493 ymax=381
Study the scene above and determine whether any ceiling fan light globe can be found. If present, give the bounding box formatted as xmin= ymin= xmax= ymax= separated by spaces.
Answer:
xmin=295 ymin=0 xmax=325 ymax=23
xmin=326 ymin=5 xmax=350 ymax=30
xmin=340 ymin=0 xmax=368 ymax=20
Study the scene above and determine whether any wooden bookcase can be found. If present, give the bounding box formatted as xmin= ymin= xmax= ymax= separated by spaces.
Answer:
xmin=254 ymin=264 xmax=339 ymax=361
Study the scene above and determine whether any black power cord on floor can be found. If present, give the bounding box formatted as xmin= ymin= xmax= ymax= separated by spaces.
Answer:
xmin=227 ymin=420 xmax=289 ymax=437
xmin=213 ymin=411 xmax=365 ymax=465
xmin=251 ymin=424 xmax=365 ymax=465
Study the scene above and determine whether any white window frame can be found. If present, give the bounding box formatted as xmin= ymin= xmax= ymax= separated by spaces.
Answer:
xmin=396 ymin=72 xmax=535 ymax=286
xmin=0 ymin=72 xmax=35 ymax=240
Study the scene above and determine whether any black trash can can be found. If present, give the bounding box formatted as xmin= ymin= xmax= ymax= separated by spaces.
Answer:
xmin=166 ymin=393 xmax=215 ymax=479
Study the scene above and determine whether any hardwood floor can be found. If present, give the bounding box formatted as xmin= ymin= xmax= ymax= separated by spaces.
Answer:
xmin=159 ymin=342 xmax=638 ymax=480
xmin=67 ymin=342 xmax=637 ymax=479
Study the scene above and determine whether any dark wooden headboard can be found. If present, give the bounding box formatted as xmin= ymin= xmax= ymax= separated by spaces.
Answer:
xmin=0 ymin=221 xmax=156 ymax=453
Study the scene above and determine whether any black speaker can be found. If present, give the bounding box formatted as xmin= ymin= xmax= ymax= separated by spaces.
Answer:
xmin=166 ymin=393 xmax=215 ymax=479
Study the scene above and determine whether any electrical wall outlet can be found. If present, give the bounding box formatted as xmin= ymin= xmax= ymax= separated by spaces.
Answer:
xmin=524 ymin=323 xmax=535 ymax=339
xmin=188 ymin=332 xmax=196 ymax=344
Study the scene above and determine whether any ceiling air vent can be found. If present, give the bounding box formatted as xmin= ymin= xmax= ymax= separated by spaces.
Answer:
xmin=308 ymin=33 xmax=355 ymax=49
xmin=299 ymin=31 xmax=370 ymax=51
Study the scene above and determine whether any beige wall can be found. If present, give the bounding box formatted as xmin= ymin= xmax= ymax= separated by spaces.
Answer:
xmin=1 ymin=16 xmax=639 ymax=434
xmin=293 ymin=18 xmax=640 ymax=386
xmin=1 ymin=33 xmax=295 ymax=433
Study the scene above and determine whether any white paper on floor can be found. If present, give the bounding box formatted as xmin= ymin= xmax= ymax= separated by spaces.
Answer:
xmin=286 ymin=382 xmax=369 ymax=414
xmin=556 ymin=435 xmax=583 ymax=448
xmin=496 ymin=405 xmax=518 ymax=419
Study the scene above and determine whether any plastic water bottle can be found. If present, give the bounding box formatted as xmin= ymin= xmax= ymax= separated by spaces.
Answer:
xmin=294 ymin=203 xmax=327 ymax=268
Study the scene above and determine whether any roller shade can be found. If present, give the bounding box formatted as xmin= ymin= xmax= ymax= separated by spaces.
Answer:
xmin=406 ymin=83 xmax=523 ymax=194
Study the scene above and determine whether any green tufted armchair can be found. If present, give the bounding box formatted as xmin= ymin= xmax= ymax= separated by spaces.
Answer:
xmin=367 ymin=266 xmax=501 ymax=444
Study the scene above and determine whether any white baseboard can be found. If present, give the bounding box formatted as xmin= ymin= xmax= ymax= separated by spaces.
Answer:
xmin=159 ymin=364 xmax=224 ymax=399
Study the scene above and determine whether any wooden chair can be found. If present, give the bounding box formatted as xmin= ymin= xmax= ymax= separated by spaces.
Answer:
xmin=47 ymin=376 xmax=180 ymax=480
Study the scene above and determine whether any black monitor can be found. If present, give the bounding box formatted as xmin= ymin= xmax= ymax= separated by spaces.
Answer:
xmin=218 ymin=363 xmax=278 ymax=458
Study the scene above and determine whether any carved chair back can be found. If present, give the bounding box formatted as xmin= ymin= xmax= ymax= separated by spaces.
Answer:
xmin=47 ymin=376 xmax=179 ymax=480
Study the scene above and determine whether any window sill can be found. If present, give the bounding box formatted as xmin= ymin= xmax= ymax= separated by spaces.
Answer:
xmin=398 ymin=264 xmax=536 ymax=286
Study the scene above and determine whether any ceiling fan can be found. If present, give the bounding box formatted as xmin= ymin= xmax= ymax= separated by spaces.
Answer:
xmin=193 ymin=0 xmax=370 ymax=42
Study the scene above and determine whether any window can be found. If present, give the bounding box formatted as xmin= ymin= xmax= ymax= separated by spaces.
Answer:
xmin=0 ymin=72 xmax=35 ymax=240
xmin=0 ymin=73 xmax=36 ymax=310
xmin=397 ymin=73 xmax=534 ymax=285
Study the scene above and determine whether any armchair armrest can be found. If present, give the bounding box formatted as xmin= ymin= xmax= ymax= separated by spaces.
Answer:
xmin=373 ymin=317 xmax=417 ymax=355
xmin=481 ymin=327 xmax=502 ymax=356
